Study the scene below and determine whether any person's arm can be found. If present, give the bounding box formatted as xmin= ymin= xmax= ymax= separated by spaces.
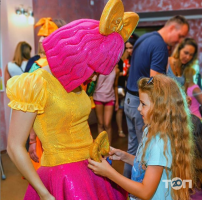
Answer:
xmin=7 ymin=110 xmax=55 ymax=200
xmin=114 ymin=66 xmax=120 ymax=111
xmin=150 ymin=45 xmax=168 ymax=77
xmin=193 ymin=87 xmax=202 ymax=105
xmin=150 ymin=69 xmax=162 ymax=77
xmin=4 ymin=64 xmax=11 ymax=87
xmin=88 ymin=158 xmax=163 ymax=200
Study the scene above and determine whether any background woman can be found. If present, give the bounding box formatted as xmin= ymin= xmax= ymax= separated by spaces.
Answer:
xmin=93 ymin=66 xmax=120 ymax=144
xmin=4 ymin=41 xmax=31 ymax=86
xmin=116 ymin=34 xmax=139 ymax=137
xmin=167 ymin=37 xmax=198 ymax=86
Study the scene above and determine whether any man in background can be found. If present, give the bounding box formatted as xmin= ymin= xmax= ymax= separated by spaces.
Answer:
xmin=124 ymin=15 xmax=189 ymax=178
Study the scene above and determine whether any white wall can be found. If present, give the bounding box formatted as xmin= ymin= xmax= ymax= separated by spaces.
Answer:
xmin=1 ymin=0 xmax=35 ymax=151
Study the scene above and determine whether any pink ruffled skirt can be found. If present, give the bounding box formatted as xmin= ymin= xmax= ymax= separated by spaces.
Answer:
xmin=24 ymin=160 xmax=127 ymax=200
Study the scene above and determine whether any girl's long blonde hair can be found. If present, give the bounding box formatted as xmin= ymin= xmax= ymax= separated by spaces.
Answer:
xmin=138 ymin=75 xmax=195 ymax=200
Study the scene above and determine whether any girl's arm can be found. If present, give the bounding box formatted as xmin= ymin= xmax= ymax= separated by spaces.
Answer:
xmin=88 ymin=158 xmax=163 ymax=200
xmin=7 ymin=110 xmax=55 ymax=200
xmin=193 ymin=87 xmax=202 ymax=104
xmin=114 ymin=65 xmax=120 ymax=111
xmin=4 ymin=65 xmax=11 ymax=87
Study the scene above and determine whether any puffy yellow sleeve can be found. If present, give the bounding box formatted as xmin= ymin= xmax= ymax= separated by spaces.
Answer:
xmin=6 ymin=73 xmax=47 ymax=114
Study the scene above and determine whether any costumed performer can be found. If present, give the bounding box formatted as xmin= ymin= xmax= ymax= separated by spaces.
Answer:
xmin=6 ymin=0 xmax=139 ymax=199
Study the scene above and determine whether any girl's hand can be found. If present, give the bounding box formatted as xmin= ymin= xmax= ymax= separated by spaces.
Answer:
xmin=88 ymin=158 xmax=112 ymax=177
xmin=109 ymin=147 xmax=125 ymax=161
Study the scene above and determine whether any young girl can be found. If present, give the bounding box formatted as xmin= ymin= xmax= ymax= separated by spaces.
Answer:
xmin=88 ymin=75 xmax=195 ymax=200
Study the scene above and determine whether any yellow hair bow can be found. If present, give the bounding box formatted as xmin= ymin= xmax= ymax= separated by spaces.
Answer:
xmin=35 ymin=58 xmax=48 ymax=68
xmin=89 ymin=131 xmax=110 ymax=162
xmin=35 ymin=18 xmax=58 ymax=37
xmin=99 ymin=0 xmax=139 ymax=42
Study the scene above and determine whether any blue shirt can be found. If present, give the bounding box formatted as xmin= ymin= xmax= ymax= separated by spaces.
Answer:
xmin=24 ymin=55 xmax=40 ymax=72
xmin=127 ymin=32 xmax=168 ymax=92
xmin=131 ymin=127 xmax=172 ymax=200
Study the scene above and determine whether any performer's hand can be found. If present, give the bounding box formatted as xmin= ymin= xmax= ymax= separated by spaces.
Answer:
xmin=108 ymin=147 xmax=125 ymax=161
xmin=88 ymin=158 xmax=112 ymax=177
xmin=40 ymin=192 xmax=55 ymax=200
xmin=29 ymin=143 xmax=39 ymax=163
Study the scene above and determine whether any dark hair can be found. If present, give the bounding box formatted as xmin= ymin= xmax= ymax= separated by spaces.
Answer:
xmin=125 ymin=33 xmax=139 ymax=63
xmin=52 ymin=18 xmax=67 ymax=28
xmin=21 ymin=42 xmax=32 ymax=60
xmin=126 ymin=33 xmax=139 ymax=46
xmin=13 ymin=41 xmax=32 ymax=66
xmin=165 ymin=15 xmax=189 ymax=30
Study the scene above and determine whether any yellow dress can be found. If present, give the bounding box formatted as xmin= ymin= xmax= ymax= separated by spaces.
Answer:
xmin=7 ymin=68 xmax=93 ymax=166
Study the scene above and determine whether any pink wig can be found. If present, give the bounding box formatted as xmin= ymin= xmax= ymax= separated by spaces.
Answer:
xmin=43 ymin=19 xmax=124 ymax=92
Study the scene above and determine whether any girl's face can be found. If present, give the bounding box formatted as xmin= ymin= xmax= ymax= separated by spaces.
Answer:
xmin=38 ymin=37 xmax=46 ymax=56
xmin=138 ymin=91 xmax=153 ymax=125
xmin=179 ymin=44 xmax=195 ymax=65
xmin=125 ymin=42 xmax=133 ymax=56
